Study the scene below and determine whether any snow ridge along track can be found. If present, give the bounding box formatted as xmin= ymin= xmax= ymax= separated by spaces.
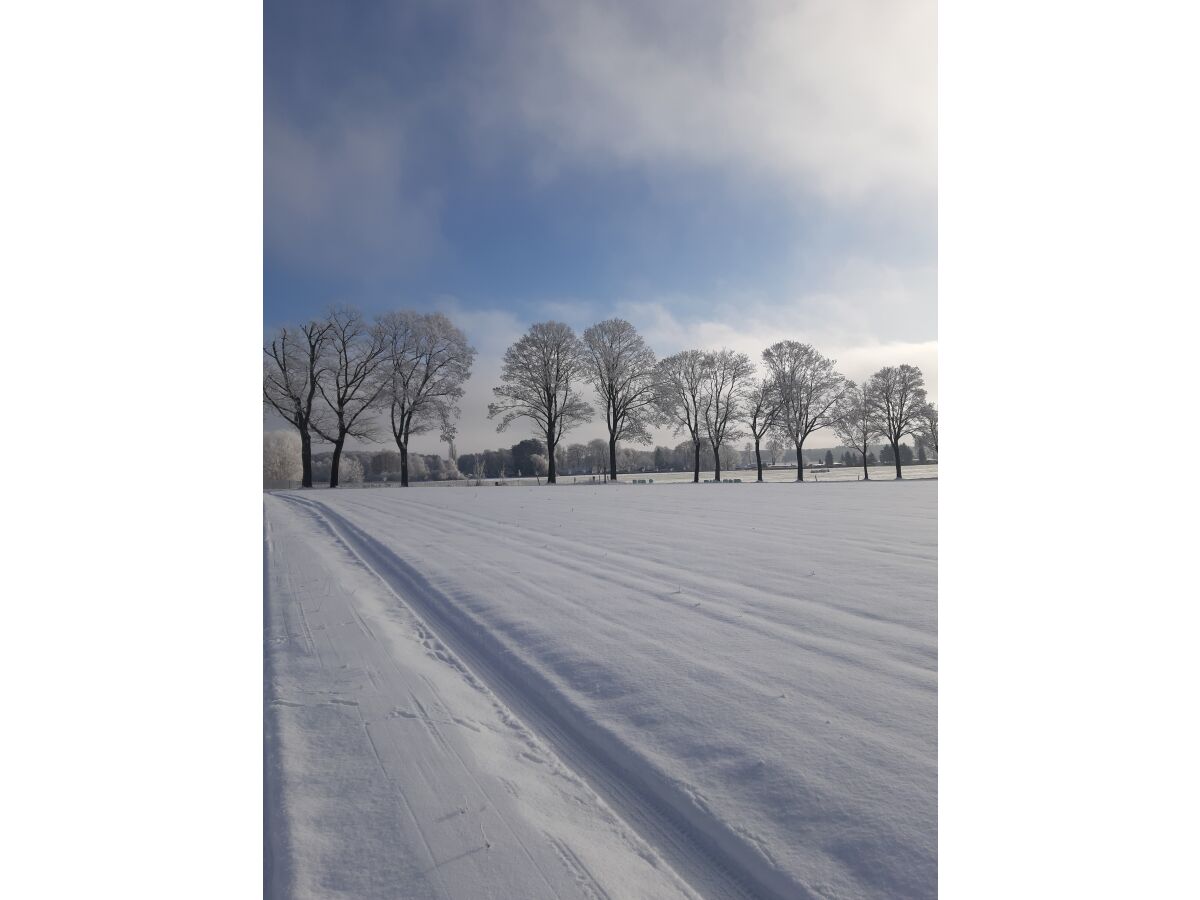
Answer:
xmin=280 ymin=493 xmax=814 ymax=900
xmin=263 ymin=512 xmax=293 ymax=900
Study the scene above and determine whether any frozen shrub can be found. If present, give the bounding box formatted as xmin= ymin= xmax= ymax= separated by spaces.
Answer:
xmin=264 ymin=431 xmax=302 ymax=484
xmin=339 ymin=455 xmax=364 ymax=483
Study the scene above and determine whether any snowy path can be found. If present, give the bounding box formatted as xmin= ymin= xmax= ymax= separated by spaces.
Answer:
xmin=265 ymin=482 xmax=937 ymax=899
xmin=265 ymin=496 xmax=699 ymax=900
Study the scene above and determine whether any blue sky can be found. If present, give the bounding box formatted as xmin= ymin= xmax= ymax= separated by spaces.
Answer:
xmin=265 ymin=0 xmax=937 ymax=453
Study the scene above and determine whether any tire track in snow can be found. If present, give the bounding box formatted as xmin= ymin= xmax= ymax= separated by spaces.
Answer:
xmin=280 ymin=492 xmax=815 ymax=900
xmin=404 ymin=686 xmax=567 ymax=900
xmin=547 ymin=834 xmax=613 ymax=900
xmin=337 ymin=489 xmax=934 ymax=683
xmin=332 ymin=490 xmax=936 ymax=749
xmin=360 ymin=719 xmax=453 ymax=898
xmin=275 ymin=496 xmax=575 ymax=899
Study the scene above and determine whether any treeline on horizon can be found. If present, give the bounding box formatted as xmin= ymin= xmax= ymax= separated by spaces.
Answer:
xmin=264 ymin=307 xmax=938 ymax=488
xmin=264 ymin=434 xmax=930 ymax=487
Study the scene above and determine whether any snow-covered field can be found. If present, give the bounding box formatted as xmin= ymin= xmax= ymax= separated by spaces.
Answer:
xmin=264 ymin=481 xmax=937 ymax=899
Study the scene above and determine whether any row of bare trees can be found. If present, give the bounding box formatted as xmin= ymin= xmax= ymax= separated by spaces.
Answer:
xmin=268 ymin=311 xmax=936 ymax=488
xmin=489 ymin=319 xmax=938 ymax=484
xmin=264 ymin=308 xmax=476 ymax=487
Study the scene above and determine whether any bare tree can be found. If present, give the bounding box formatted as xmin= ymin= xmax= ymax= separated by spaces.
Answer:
xmin=653 ymin=350 xmax=707 ymax=483
xmin=762 ymin=341 xmax=851 ymax=482
xmin=701 ymin=349 xmax=754 ymax=482
xmin=866 ymin=364 xmax=928 ymax=479
xmin=382 ymin=311 xmax=476 ymax=486
xmin=263 ymin=320 xmax=332 ymax=488
xmin=916 ymin=402 xmax=938 ymax=456
xmin=834 ymin=381 xmax=878 ymax=481
xmin=582 ymin=318 xmax=658 ymax=481
xmin=488 ymin=321 xmax=593 ymax=484
xmin=311 ymin=307 xmax=389 ymax=488
xmin=743 ymin=377 xmax=783 ymax=482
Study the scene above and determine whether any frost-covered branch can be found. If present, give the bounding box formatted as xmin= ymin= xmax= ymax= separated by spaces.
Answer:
xmin=701 ymin=349 xmax=754 ymax=482
xmin=653 ymin=350 xmax=708 ymax=483
xmin=762 ymin=341 xmax=851 ymax=482
xmin=582 ymin=318 xmax=658 ymax=481
xmin=488 ymin=321 xmax=593 ymax=484
xmin=312 ymin=306 xmax=389 ymax=487
xmin=866 ymin=364 xmax=927 ymax=480
xmin=263 ymin=320 xmax=333 ymax=488
xmin=742 ymin=377 xmax=783 ymax=482
xmin=381 ymin=311 xmax=476 ymax=486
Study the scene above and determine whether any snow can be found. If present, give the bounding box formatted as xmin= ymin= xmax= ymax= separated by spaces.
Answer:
xmin=265 ymin=480 xmax=937 ymax=899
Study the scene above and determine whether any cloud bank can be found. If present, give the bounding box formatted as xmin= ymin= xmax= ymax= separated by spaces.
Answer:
xmin=264 ymin=0 xmax=937 ymax=455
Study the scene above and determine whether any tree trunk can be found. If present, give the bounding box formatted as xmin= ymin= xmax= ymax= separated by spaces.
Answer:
xmin=755 ymin=438 xmax=763 ymax=482
xmin=547 ymin=437 xmax=557 ymax=484
xmin=300 ymin=428 xmax=313 ymax=488
xmin=795 ymin=441 xmax=804 ymax=482
xmin=329 ymin=437 xmax=345 ymax=488
xmin=692 ymin=439 xmax=701 ymax=483
xmin=893 ymin=439 xmax=903 ymax=479
xmin=399 ymin=443 xmax=409 ymax=487
xmin=862 ymin=449 xmax=870 ymax=481
xmin=608 ymin=436 xmax=618 ymax=483
xmin=712 ymin=442 xmax=722 ymax=482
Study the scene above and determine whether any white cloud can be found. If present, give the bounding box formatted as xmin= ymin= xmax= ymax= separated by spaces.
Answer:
xmin=267 ymin=1 xmax=936 ymax=284
xmin=272 ymin=1 xmax=937 ymax=456
xmin=619 ymin=253 xmax=936 ymax=350
xmin=477 ymin=0 xmax=936 ymax=207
